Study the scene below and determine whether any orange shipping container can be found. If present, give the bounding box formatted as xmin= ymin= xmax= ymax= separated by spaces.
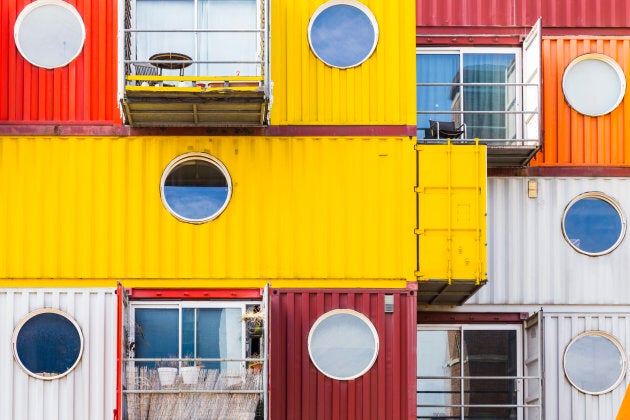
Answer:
xmin=531 ymin=37 xmax=630 ymax=166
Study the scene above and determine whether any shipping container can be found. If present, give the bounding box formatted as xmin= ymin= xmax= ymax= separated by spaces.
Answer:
xmin=530 ymin=37 xmax=630 ymax=166
xmin=0 ymin=0 xmax=120 ymax=123
xmin=416 ymin=142 xmax=487 ymax=305
xmin=0 ymin=136 xmax=415 ymax=288
xmin=0 ymin=288 xmax=117 ymax=420
xmin=270 ymin=0 xmax=416 ymax=126
xmin=269 ymin=286 xmax=417 ymax=419
xmin=467 ymin=177 xmax=630 ymax=305
xmin=416 ymin=0 xmax=630 ymax=44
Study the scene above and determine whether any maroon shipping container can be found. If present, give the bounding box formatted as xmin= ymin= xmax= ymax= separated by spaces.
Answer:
xmin=269 ymin=286 xmax=417 ymax=420
xmin=417 ymin=0 xmax=630 ymax=45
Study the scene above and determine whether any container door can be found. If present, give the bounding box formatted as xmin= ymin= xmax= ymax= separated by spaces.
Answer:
xmin=522 ymin=18 xmax=541 ymax=145
xmin=523 ymin=310 xmax=543 ymax=420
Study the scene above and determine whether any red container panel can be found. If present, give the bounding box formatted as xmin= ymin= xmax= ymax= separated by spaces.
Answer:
xmin=1 ymin=0 xmax=120 ymax=123
xmin=269 ymin=286 xmax=417 ymax=420
xmin=417 ymin=0 xmax=630 ymax=43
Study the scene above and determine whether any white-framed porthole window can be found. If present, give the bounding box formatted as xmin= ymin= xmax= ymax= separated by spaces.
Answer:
xmin=562 ymin=192 xmax=626 ymax=256
xmin=12 ymin=308 xmax=84 ymax=380
xmin=307 ymin=0 xmax=379 ymax=69
xmin=14 ymin=0 xmax=86 ymax=69
xmin=307 ymin=309 xmax=379 ymax=380
xmin=562 ymin=53 xmax=626 ymax=116
xmin=160 ymin=153 xmax=232 ymax=224
xmin=564 ymin=331 xmax=626 ymax=395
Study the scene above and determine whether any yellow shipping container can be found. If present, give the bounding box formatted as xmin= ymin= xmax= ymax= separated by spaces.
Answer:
xmin=270 ymin=0 xmax=416 ymax=126
xmin=416 ymin=142 xmax=488 ymax=305
xmin=0 ymin=136 xmax=415 ymax=289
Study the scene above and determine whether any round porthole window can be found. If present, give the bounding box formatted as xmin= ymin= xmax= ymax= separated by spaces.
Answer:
xmin=307 ymin=309 xmax=379 ymax=380
xmin=564 ymin=331 xmax=626 ymax=395
xmin=562 ymin=192 xmax=626 ymax=256
xmin=12 ymin=308 xmax=84 ymax=380
xmin=562 ymin=53 xmax=626 ymax=116
xmin=160 ymin=153 xmax=232 ymax=223
xmin=14 ymin=0 xmax=86 ymax=69
xmin=307 ymin=0 xmax=379 ymax=69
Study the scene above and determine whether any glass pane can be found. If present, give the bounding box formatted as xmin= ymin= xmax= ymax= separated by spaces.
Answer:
xmin=14 ymin=312 xmax=82 ymax=378
xmin=462 ymin=330 xmax=517 ymax=419
xmin=309 ymin=4 xmax=377 ymax=68
xmin=163 ymin=158 xmax=229 ymax=222
xmin=197 ymin=0 xmax=258 ymax=76
xmin=417 ymin=330 xmax=462 ymax=419
xmin=462 ymin=54 xmax=517 ymax=140
xmin=196 ymin=308 xmax=243 ymax=372
xmin=563 ymin=196 xmax=623 ymax=254
xmin=563 ymin=55 xmax=625 ymax=116
xmin=136 ymin=0 xmax=195 ymax=72
xmin=308 ymin=311 xmax=378 ymax=380
xmin=565 ymin=333 xmax=625 ymax=394
xmin=416 ymin=54 xmax=459 ymax=139
xmin=134 ymin=308 xmax=179 ymax=368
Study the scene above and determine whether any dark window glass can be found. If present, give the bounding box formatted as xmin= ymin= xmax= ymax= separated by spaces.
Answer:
xmin=162 ymin=155 xmax=231 ymax=223
xmin=14 ymin=311 xmax=83 ymax=378
xmin=563 ymin=195 xmax=624 ymax=255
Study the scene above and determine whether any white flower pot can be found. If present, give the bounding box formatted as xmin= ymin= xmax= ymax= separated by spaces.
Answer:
xmin=157 ymin=367 xmax=178 ymax=386
xmin=180 ymin=366 xmax=201 ymax=384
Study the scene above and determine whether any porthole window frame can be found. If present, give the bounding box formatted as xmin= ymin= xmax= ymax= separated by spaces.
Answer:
xmin=561 ymin=191 xmax=626 ymax=256
xmin=307 ymin=309 xmax=379 ymax=381
xmin=563 ymin=331 xmax=626 ymax=395
xmin=14 ymin=0 xmax=86 ymax=69
xmin=307 ymin=0 xmax=379 ymax=69
xmin=160 ymin=152 xmax=233 ymax=224
xmin=562 ymin=53 xmax=626 ymax=117
xmin=12 ymin=308 xmax=84 ymax=381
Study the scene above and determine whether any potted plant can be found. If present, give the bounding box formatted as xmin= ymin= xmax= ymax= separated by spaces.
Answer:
xmin=157 ymin=358 xmax=178 ymax=386
xmin=247 ymin=353 xmax=263 ymax=373
xmin=179 ymin=355 xmax=202 ymax=385
xmin=242 ymin=306 xmax=265 ymax=337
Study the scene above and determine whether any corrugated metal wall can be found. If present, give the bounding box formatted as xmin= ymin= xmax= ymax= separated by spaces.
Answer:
xmin=542 ymin=312 xmax=629 ymax=420
xmin=270 ymin=0 xmax=416 ymax=126
xmin=416 ymin=0 xmax=630 ymax=31
xmin=0 ymin=0 xmax=120 ymax=123
xmin=530 ymin=37 xmax=630 ymax=166
xmin=469 ymin=177 xmax=630 ymax=305
xmin=0 ymin=136 xmax=415 ymax=288
xmin=269 ymin=287 xmax=417 ymax=420
xmin=0 ymin=288 xmax=117 ymax=420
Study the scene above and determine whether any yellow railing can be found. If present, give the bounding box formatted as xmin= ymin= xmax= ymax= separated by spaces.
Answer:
xmin=125 ymin=75 xmax=263 ymax=92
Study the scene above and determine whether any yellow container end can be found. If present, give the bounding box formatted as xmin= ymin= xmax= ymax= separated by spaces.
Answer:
xmin=416 ymin=141 xmax=488 ymax=305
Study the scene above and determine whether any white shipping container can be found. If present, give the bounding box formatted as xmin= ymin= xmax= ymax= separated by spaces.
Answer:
xmin=0 ymin=288 xmax=117 ymax=420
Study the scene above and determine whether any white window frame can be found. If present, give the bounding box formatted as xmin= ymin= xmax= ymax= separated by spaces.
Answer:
xmin=416 ymin=47 xmax=524 ymax=142
xmin=417 ymin=323 xmax=524 ymax=420
xmin=129 ymin=300 xmax=250 ymax=367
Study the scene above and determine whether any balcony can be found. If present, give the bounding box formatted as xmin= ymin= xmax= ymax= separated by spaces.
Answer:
xmin=416 ymin=20 xmax=541 ymax=168
xmin=120 ymin=0 xmax=268 ymax=128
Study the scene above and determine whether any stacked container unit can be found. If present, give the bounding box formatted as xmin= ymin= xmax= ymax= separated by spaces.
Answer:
xmin=416 ymin=1 xmax=630 ymax=419
xmin=1 ymin=0 xmax=421 ymax=419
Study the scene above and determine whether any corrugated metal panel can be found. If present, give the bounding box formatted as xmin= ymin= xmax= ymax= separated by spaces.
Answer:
xmin=0 ymin=0 xmax=120 ymax=123
xmin=0 ymin=136 xmax=415 ymax=288
xmin=269 ymin=287 xmax=417 ymax=420
xmin=270 ymin=0 xmax=416 ymax=126
xmin=542 ymin=312 xmax=629 ymax=420
xmin=0 ymin=288 xmax=117 ymax=420
xmin=416 ymin=143 xmax=487 ymax=305
xmin=469 ymin=177 xmax=630 ymax=305
xmin=530 ymin=37 xmax=630 ymax=166
xmin=416 ymin=0 xmax=630 ymax=32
